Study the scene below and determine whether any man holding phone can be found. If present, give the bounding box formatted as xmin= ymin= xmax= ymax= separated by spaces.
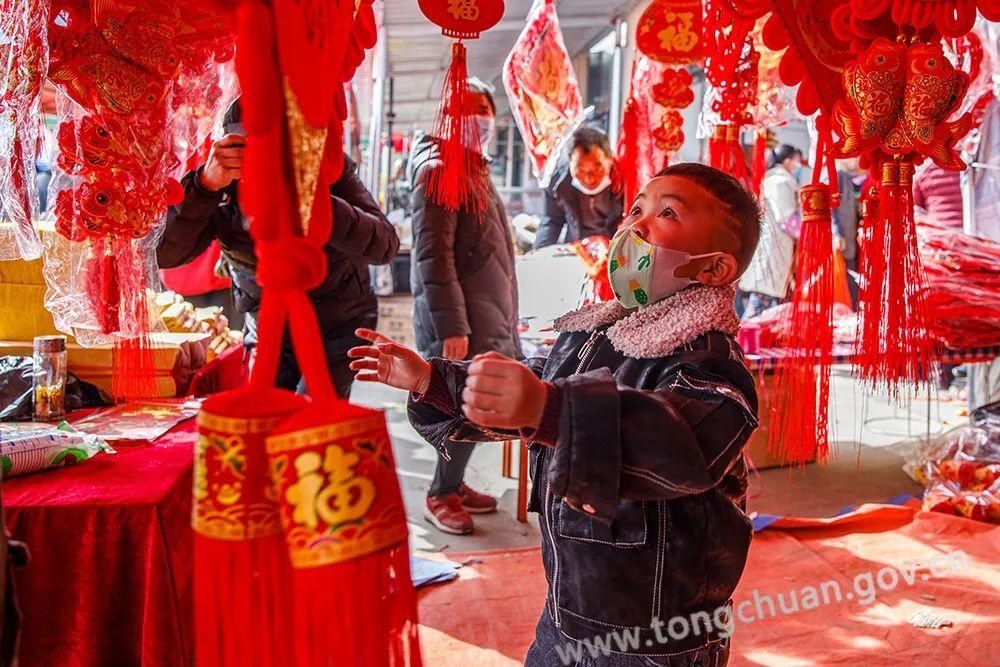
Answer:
xmin=158 ymin=99 xmax=399 ymax=397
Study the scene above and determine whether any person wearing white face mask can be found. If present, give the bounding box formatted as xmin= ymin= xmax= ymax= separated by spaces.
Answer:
xmin=407 ymin=77 xmax=521 ymax=535
xmin=533 ymin=126 xmax=625 ymax=249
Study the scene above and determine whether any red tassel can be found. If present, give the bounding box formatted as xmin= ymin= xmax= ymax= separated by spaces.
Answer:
xmin=112 ymin=336 xmax=158 ymax=402
xmin=708 ymin=123 xmax=750 ymax=187
xmin=751 ymin=129 xmax=768 ymax=197
xmin=267 ymin=401 xmax=422 ymax=667
xmin=615 ymin=95 xmax=641 ymax=205
xmin=767 ymin=183 xmax=836 ymax=465
xmin=427 ymin=42 xmax=488 ymax=214
xmin=88 ymin=237 xmax=119 ymax=334
xmin=854 ymin=160 xmax=938 ymax=396
xmin=194 ymin=387 xmax=306 ymax=667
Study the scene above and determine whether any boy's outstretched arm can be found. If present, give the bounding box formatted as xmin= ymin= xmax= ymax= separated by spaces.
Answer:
xmin=535 ymin=349 xmax=758 ymax=525
xmin=349 ymin=329 xmax=548 ymax=452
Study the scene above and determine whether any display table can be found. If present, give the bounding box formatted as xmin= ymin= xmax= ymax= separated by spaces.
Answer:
xmin=5 ymin=419 xmax=197 ymax=667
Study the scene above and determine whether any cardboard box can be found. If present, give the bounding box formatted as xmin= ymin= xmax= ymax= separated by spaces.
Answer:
xmin=377 ymin=295 xmax=416 ymax=349
xmin=0 ymin=332 xmax=210 ymax=399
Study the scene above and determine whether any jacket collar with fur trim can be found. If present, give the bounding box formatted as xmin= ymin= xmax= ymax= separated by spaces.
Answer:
xmin=552 ymin=285 xmax=740 ymax=359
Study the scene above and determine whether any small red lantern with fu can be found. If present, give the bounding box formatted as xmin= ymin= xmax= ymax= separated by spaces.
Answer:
xmin=418 ymin=0 xmax=505 ymax=39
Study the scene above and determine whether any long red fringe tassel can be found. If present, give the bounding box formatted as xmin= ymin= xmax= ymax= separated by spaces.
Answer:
xmin=615 ymin=95 xmax=641 ymax=206
xmin=427 ymin=41 xmax=488 ymax=215
xmin=854 ymin=160 xmax=938 ymax=396
xmin=289 ymin=544 xmax=421 ymax=666
xmin=708 ymin=123 xmax=750 ymax=187
xmin=767 ymin=183 xmax=836 ymax=465
xmin=751 ymin=129 xmax=768 ymax=197
xmin=194 ymin=386 xmax=305 ymax=667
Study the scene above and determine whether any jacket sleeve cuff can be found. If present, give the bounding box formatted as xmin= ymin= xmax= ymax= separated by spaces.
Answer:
xmin=410 ymin=359 xmax=461 ymax=415
xmin=519 ymin=382 xmax=561 ymax=446
xmin=545 ymin=369 xmax=622 ymax=524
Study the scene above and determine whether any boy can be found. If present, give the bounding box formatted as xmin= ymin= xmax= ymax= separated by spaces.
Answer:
xmin=350 ymin=163 xmax=761 ymax=665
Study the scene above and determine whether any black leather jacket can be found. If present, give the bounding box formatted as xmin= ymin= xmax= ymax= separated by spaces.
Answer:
xmin=409 ymin=323 xmax=757 ymax=655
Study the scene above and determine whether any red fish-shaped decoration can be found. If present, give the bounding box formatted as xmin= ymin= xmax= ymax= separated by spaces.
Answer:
xmin=902 ymin=42 xmax=972 ymax=170
xmin=832 ymin=38 xmax=907 ymax=158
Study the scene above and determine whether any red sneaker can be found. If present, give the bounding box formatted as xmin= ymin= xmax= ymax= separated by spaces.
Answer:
xmin=458 ymin=483 xmax=498 ymax=514
xmin=424 ymin=494 xmax=474 ymax=535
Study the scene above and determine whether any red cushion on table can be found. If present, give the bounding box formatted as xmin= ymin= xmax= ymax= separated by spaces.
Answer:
xmin=5 ymin=419 xmax=197 ymax=667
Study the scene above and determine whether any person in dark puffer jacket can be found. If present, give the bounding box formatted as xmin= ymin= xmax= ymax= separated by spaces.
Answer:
xmin=349 ymin=163 xmax=761 ymax=666
xmin=157 ymin=99 xmax=399 ymax=398
xmin=406 ymin=78 xmax=522 ymax=535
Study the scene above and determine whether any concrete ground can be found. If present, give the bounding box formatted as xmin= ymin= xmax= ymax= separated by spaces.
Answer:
xmin=350 ymin=367 xmax=969 ymax=555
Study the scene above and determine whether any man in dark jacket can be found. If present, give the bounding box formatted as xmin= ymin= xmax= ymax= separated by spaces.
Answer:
xmin=408 ymin=79 xmax=522 ymax=535
xmin=157 ymin=100 xmax=399 ymax=398
xmin=533 ymin=126 xmax=624 ymax=249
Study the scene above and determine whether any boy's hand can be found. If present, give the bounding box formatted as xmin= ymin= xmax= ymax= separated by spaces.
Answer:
xmin=349 ymin=328 xmax=432 ymax=394
xmin=462 ymin=352 xmax=547 ymax=430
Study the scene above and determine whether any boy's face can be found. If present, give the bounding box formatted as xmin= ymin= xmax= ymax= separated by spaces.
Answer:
xmin=620 ymin=175 xmax=741 ymax=284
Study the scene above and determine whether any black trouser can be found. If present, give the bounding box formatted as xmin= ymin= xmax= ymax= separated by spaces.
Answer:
xmin=429 ymin=439 xmax=476 ymax=497
xmin=245 ymin=312 xmax=375 ymax=399
xmin=525 ymin=608 xmax=730 ymax=667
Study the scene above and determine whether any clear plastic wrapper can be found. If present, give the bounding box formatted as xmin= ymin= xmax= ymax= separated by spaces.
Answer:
xmin=39 ymin=2 xmax=234 ymax=346
xmin=0 ymin=420 xmax=114 ymax=478
xmin=502 ymin=0 xmax=584 ymax=186
xmin=903 ymin=405 xmax=1000 ymax=524
xmin=0 ymin=0 xmax=47 ymax=260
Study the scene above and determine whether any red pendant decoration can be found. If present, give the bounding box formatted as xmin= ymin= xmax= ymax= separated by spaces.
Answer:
xmin=832 ymin=36 xmax=972 ymax=394
xmin=419 ymin=0 xmax=505 ymax=213
xmin=703 ymin=0 xmax=758 ymax=186
xmin=45 ymin=0 xmax=231 ymax=400
xmin=502 ymin=0 xmax=583 ymax=184
xmin=767 ymin=182 xmax=836 ymax=465
xmin=194 ymin=1 xmax=421 ymax=664
xmin=724 ymin=0 xmax=849 ymax=465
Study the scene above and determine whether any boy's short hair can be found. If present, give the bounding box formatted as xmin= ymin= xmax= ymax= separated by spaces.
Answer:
xmin=654 ymin=163 xmax=761 ymax=275
xmin=571 ymin=126 xmax=612 ymax=157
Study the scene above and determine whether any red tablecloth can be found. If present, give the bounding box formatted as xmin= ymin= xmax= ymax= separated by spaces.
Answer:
xmin=5 ymin=419 xmax=197 ymax=667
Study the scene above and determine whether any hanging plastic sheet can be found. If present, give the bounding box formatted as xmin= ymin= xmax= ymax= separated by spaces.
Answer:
xmin=0 ymin=0 xmax=48 ymax=260
xmin=502 ymin=0 xmax=584 ymax=186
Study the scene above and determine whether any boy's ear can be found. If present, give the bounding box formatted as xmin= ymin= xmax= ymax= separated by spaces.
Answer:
xmin=696 ymin=254 xmax=739 ymax=287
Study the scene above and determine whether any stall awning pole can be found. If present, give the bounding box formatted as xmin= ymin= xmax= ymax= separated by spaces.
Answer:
xmin=608 ymin=17 xmax=626 ymax=146
xmin=366 ymin=12 xmax=388 ymax=200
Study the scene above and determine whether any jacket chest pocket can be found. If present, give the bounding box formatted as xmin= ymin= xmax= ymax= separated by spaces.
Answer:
xmin=557 ymin=499 xmax=648 ymax=548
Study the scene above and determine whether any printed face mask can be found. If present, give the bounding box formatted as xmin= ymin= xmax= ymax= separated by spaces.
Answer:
xmin=608 ymin=227 xmax=721 ymax=308
xmin=572 ymin=174 xmax=612 ymax=196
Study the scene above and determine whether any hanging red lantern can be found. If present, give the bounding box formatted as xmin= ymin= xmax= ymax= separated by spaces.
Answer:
xmin=418 ymin=0 xmax=505 ymax=39
xmin=637 ymin=0 xmax=703 ymax=64
xmin=418 ymin=0 xmax=505 ymax=213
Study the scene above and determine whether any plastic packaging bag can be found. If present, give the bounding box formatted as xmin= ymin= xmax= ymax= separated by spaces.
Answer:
xmin=903 ymin=406 xmax=1000 ymax=524
xmin=0 ymin=421 xmax=114 ymax=478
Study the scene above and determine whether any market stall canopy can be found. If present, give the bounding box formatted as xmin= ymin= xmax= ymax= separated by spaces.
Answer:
xmin=385 ymin=0 xmax=634 ymax=129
